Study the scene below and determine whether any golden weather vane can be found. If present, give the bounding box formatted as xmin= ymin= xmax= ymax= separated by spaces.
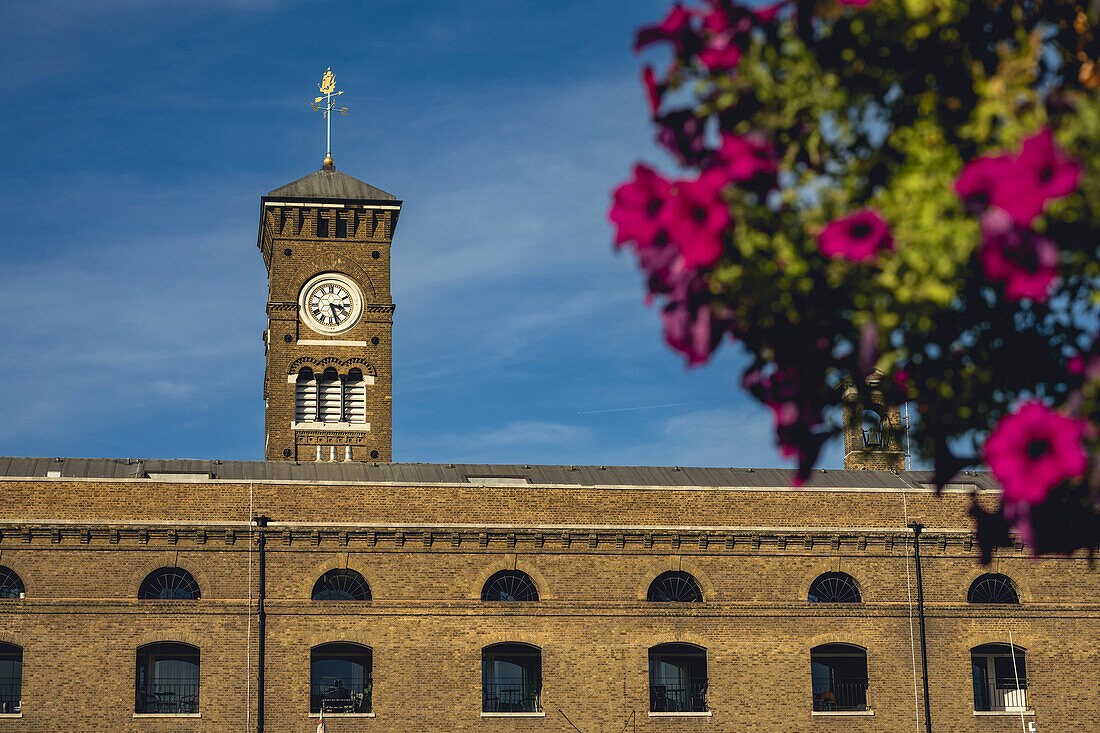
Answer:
xmin=311 ymin=67 xmax=348 ymax=167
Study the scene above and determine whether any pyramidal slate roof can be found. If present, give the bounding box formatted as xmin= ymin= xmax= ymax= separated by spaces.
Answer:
xmin=267 ymin=167 xmax=396 ymax=202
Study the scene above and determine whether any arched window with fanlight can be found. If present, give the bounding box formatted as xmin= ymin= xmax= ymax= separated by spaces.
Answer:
xmin=967 ymin=573 xmax=1019 ymax=604
xmin=808 ymin=572 xmax=861 ymax=603
xmin=312 ymin=569 xmax=371 ymax=601
xmin=139 ymin=568 xmax=201 ymax=600
xmin=481 ymin=570 xmax=539 ymax=602
xmin=0 ymin=567 xmax=24 ymax=600
xmin=861 ymin=409 xmax=884 ymax=448
xmin=0 ymin=643 xmax=21 ymax=714
xmin=647 ymin=571 xmax=703 ymax=603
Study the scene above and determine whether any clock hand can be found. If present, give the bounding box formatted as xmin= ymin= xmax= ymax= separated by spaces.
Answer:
xmin=330 ymin=303 xmax=341 ymax=320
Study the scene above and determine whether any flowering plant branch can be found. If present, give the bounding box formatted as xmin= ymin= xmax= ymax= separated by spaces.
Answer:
xmin=610 ymin=0 xmax=1100 ymax=558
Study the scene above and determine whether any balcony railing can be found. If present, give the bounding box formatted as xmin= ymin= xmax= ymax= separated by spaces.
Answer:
xmin=974 ymin=680 xmax=1027 ymax=712
xmin=483 ymin=680 xmax=542 ymax=713
xmin=311 ymin=681 xmax=372 ymax=714
xmin=812 ymin=679 xmax=868 ymax=711
xmin=0 ymin=682 xmax=19 ymax=714
xmin=136 ymin=681 xmax=199 ymax=714
xmin=649 ymin=678 xmax=708 ymax=713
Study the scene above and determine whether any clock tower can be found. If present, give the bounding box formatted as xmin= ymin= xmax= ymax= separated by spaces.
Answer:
xmin=257 ymin=159 xmax=400 ymax=462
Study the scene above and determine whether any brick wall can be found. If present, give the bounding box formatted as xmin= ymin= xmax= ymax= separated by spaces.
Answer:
xmin=0 ymin=477 xmax=1096 ymax=731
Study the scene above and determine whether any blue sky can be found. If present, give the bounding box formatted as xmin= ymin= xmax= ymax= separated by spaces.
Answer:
xmin=0 ymin=0 xmax=842 ymax=470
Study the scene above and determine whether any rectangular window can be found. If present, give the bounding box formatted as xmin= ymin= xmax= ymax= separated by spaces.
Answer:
xmin=972 ymin=645 xmax=1027 ymax=712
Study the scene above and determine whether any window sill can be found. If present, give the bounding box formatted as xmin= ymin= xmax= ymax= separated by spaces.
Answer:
xmin=973 ymin=710 xmax=1034 ymax=716
xmin=133 ymin=713 xmax=201 ymax=718
xmin=292 ymin=421 xmax=371 ymax=432
xmin=812 ymin=710 xmax=875 ymax=716
xmin=648 ymin=711 xmax=712 ymax=717
xmin=481 ymin=712 xmax=546 ymax=717
xmin=0 ymin=713 xmax=22 ymax=718
xmin=313 ymin=713 xmax=376 ymax=718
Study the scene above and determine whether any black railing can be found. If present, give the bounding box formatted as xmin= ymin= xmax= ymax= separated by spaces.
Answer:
xmin=649 ymin=679 xmax=708 ymax=712
xmin=483 ymin=680 xmax=542 ymax=713
xmin=973 ymin=680 xmax=1027 ymax=712
xmin=136 ymin=681 xmax=199 ymax=714
xmin=311 ymin=681 xmax=372 ymax=714
xmin=812 ymin=679 xmax=868 ymax=711
xmin=0 ymin=682 xmax=19 ymax=714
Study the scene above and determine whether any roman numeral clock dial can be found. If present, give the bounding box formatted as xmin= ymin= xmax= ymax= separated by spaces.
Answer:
xmin=298 ymin=273 xmax=364 ymax=335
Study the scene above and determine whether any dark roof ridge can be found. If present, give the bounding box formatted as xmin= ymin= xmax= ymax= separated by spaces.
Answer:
xmin=266 ymin=167 xmax=396 ymax=201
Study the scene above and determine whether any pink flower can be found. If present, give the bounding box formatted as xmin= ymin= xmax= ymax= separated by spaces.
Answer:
xmin=608 ymin=164 xmax=672 ymax=249
xmin=817 ymin=209 xmax=893 ymax=263
xmin=697 ymin=1 xmax=755 ymax=71
xmin=954 ymin=155 xmax=1011 ymax=214
xmin=978 ymin=208 xmax=1060 ymax=301
xmin=635 ymin=3 xmax=698 ymax=54
xmin=662 ymin=300 xmax=723 ymax=365
xmin=698 ymin=38 xmax=742 ymax=71
xmin=712 ymin=132 xmax=776 ymax=181
xmin=956 ymin=130 xmax=1082 ymax=226
xmin=984 ymin=400 xmax=1088 ymax=505
xmin=642 ymin=66 xmax=664 ymax=117
xmin=992 ymin=129 xmax=1082 ymax=226
xmin=661 ymin=172 xmax=731 ymax=269
xmin=752 ymin=2 xmax=785 ymax=23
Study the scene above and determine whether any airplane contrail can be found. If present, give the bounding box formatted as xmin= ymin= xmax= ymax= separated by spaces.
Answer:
xmin=576 ymin=401 xmax=710 ymax=415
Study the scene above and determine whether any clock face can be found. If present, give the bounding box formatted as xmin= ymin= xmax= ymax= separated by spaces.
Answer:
xmin=298 ymin=274 xmax=363 ymax=334
xmin=308 ymin=283 xmax=352 ymax=327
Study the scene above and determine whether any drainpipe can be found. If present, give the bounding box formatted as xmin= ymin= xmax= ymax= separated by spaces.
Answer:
xmin=908 ymin=522 xmax=933 ymax=733
xmin=254 ymin=516 xmax=271 ymax=733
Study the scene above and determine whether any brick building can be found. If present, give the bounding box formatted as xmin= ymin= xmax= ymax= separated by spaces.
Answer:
xmin=0 ymin=163 xmax=1096 ymax=732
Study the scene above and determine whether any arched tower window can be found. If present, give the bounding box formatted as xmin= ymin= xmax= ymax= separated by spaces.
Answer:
xmin=135 ymin=642 xmax=199 ymax=714
xmin=344 ymin=368 xmax=366 ymax=423
xmin=808 ymin=572 xmax=861 ymax=603
xmin=0 ymin=643 xmax=21 ymax=714
xmin=861 ymin=409 xmax=884 ymax=448
xmin=647 ymin=571 xmax=703 ymax=603
xmin=139 ymin=568 xmax=201 ymax=600
xmin=967 ymin=574 xmax=1019 ymax=604
xmin=0 ymin=567 xmax=24 ymax=599
xmin=481 ymin=570 xmax=538 ymax=602
xmin=312 ymin=569 xmax=371 ymax=601
xmin=649 ymin=643 xmax=708 ymax=712
xmin=295 ymin=367 xmax=318 ymax=422
xmin=483 ymin=643 xmax=542 ymax=713
xmin=311 ymin=643 xmax=372 ymax=714
xmin=318 ymin=367 xmax=343 ymax=423
xmin=298 ymin=366 xmax=367 ymax=425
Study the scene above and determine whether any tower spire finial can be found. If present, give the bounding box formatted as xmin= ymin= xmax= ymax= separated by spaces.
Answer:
xmin=311 ymin=67 xmax=348 ymax=169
